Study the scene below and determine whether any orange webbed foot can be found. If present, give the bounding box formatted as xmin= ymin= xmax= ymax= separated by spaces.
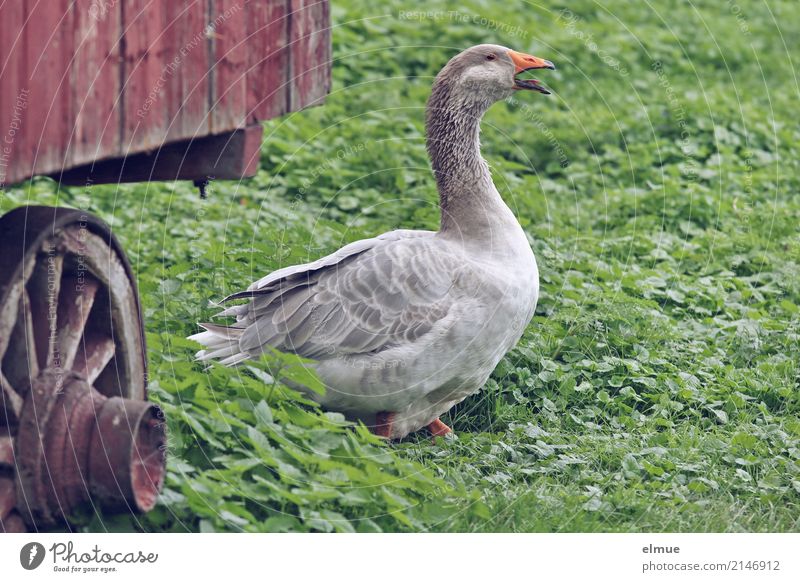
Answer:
xmin=427 ymin=418 xmax=452 ymax=439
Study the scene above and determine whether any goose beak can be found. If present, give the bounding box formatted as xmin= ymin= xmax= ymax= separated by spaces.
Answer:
xmin=508 ymin=50 xmax=555 ymax=94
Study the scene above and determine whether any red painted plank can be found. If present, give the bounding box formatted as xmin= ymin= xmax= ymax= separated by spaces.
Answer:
xmin=211 ymin=0 xmax=247 ymax=133
xmin=122 ymin=0 xmax=166 ymax=153
xmin=164 ymin=0 xmax=210 ymax=142
xmin=22 ymin=0 xmax=74 ymax=177
xmin=246 ymin=0 xmax=290 ymax=123
xmin=289 ymin=0 xmax=331 ymax=112
xmin=0 ymin=1 xmax=27 ymax=187
xmin=70 ymin=0 xmax=123 ymax=167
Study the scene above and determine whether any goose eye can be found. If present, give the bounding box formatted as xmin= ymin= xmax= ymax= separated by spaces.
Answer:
xmin=486 ymin=54 xmax=496 ymax=61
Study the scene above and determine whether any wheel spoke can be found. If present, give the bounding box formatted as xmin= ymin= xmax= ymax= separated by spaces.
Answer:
xmin=26 ymin=243 xmax=64 ymax=369
xmin=56 ymin=275 xmax=100 ymax=370
xmin=23 ymin=290 xmax=40 ymax=378
xmin=0 ymin=372 xmax=23 ymax=425
xmin=73 ymin=331 xmax=115 ymax=384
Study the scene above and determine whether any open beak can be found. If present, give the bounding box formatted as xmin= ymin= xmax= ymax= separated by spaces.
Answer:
xmin=508 ymin=49 xmax=555 ymax=94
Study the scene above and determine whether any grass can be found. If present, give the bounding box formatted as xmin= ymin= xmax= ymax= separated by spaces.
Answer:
xmin=2 ymin=0 xmax=799 ymax=532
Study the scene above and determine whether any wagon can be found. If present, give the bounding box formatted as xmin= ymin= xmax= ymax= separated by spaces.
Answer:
xmin=0 ymin=0 xmax=331 ymax=532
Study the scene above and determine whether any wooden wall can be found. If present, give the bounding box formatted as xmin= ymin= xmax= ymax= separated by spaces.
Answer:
xmin=0 ymin=0 xmax=331 ymax=187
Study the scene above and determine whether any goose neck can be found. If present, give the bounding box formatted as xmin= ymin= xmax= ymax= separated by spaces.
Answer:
xmin=425 ymin=84 xmax=508 ymax=235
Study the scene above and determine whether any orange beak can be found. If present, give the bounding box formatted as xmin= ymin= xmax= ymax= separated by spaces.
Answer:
xmin=508 ymin=50 xmax=556 ymax=73
xmin=508 ymin=50 xmax=555 ymax=94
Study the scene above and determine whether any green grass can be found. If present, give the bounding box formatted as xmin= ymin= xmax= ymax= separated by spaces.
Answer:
xmin=2 ymin=0 xmax=799 ymax=532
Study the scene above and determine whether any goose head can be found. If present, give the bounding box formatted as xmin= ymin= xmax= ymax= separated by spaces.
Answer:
xmin=434 ymin=43 xmax=555 ymax=106
xmin=425 ymin=44 xmax=556 ymax=227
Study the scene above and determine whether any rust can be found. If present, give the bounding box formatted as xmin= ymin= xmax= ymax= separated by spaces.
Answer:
xmin=0 ymin=511 xmax=26 ymax=532
xmin=89 ymin=398 xmax=166 ymax=513
xmin=14 ymin=370 xmax=166 ymax=527
xmin=0 ymin=435 xmax=14 ymax=466
xmin=0 ymin=476 xmax=16 ymax=519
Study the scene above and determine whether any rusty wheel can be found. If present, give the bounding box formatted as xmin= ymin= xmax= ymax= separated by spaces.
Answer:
xmin=0 ymin=206 xmax=166 ymax=532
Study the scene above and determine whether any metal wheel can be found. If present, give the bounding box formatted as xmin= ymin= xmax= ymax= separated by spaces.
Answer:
xmin=0 ymin=206 xmax=165 ymax=532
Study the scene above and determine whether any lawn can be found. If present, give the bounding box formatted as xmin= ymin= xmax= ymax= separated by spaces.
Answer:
xmin=2 ymin=0 xmax=799 ymax=532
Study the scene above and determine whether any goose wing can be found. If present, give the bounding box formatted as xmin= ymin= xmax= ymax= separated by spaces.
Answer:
xmin=204 ymin=230 xmax=465 ymax=362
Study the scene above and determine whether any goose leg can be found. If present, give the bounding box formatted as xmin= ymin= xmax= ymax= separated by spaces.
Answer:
xmin=427 ymin=418 xmax=452 ymax=437
xmin=372 ymin=411 xmax=395 ymax=438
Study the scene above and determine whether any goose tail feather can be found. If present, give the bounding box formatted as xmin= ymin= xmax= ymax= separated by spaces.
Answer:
xmin=188 ymin=324 xmax=249 ymax=366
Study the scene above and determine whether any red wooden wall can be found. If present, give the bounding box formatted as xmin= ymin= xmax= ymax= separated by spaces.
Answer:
xmin=0 ymin=0 xmax=330 ymax=187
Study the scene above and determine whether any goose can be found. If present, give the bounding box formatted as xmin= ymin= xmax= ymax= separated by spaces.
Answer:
xmin=189 ymin=44 xmax=555 ymax=439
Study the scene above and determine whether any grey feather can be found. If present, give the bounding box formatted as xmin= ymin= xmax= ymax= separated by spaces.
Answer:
xmin=196 ymin=229 xmax=465 ymax=364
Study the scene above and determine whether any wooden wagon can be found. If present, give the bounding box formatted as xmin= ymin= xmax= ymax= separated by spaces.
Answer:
xmin=0 ymin=0 xmax=332 ymax=532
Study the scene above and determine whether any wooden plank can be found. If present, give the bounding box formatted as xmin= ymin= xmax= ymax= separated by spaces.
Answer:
xmin=69 ymin=0 xmax=123 ymax=167
xmin=164 ymin=0 xmax=210 ymax=142
xmin=0 ymin=1 xmax=27 ymax=186
xmin=246 ymin=0 xmax=290 ymax=123
xmin=122 ymin=0 xmax=166 ymax=153
xmin=56 ymin=126 xmax=263 ymax=184
xmin=211 ymin=0 xmax=247 ymax=133
xmin=21 ymin=0 xmax=74 ymax=177
xmin=288 ymin=0 xmax=331 ymax=112
xmin=162 ymin=1 xmax=189 ymax=141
